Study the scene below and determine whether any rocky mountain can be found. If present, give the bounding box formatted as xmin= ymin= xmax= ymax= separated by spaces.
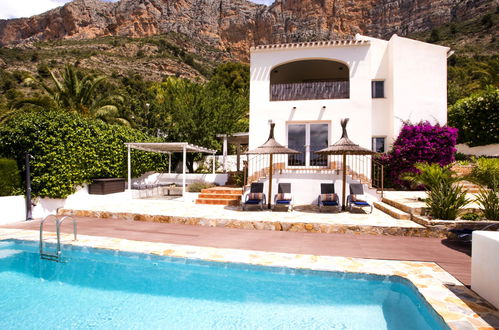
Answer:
xmin=0 ymin=0 xmax=496 ymax=61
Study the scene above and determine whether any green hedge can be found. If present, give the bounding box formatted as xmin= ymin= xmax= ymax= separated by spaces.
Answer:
xmin=0 ymin=111 xmax=167 ymax=198
xmin=0 ymin=158 xmax=21 ymax=196
xmin=448 ymin=87 xmax=498 ymax=147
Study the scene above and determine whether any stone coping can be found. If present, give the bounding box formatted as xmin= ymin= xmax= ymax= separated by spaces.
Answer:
xmin=0 ymin=228 xmax=497 ymax=329
xmin=412 ymin=214 xmax=499 ymax=229
xmin=58 ymin=208 xmax=447 ymax=238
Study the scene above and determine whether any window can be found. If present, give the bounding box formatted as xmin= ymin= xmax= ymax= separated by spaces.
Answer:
xmin=372 ymin=81 xmax=385 ymax=98
xmin=288 ymin=123 xmax=329 ymax=166
xmin=372 ymin=137 xmax=385 ymax=153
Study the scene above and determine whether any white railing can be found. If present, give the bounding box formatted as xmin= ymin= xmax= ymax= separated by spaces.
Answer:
xmin=270 ymin=81 xmax=349 ymax=101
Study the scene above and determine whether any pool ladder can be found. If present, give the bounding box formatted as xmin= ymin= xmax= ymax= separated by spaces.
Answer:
xmin=39 ymin=215 xmax=77 ymax=262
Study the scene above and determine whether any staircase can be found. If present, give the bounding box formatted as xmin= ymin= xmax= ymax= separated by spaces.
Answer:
xmin=195 ymin=187 xmax=243 ymax=206
xmin=458 ymin=180 xmax=481 ymax=193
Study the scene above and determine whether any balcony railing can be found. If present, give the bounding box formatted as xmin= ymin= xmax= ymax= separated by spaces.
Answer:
xmin=270 ymin=81 xmax=349 ymax=101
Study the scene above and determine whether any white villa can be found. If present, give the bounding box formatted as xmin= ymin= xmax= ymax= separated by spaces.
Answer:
xmin=247 ymin=34 xmax=450 ymax=205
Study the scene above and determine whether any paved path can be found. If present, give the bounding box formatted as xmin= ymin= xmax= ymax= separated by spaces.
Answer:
xmin=2 ymin=217 xmax=471 ymax=285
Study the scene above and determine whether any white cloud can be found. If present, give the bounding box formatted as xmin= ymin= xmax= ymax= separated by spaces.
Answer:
xmin=0 ymin=0 xmax=117 ymax=20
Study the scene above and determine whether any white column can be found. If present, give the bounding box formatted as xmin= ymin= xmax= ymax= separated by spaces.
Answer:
xmin=182 ymin=146 xmax=186 ymax=201
xmin=127 ymin=144 xmax=132 ymax=199
xmin=223 ymin=136 xmax=228 ymax=173
xmin=168 ymin=153 xmax=171 ymax=174
xmin=212 ymin=152 xmax=216 ymax=175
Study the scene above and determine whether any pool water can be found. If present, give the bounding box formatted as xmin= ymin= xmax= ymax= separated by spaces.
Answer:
xmin=0 ymin=240 xmax=448 ymax=329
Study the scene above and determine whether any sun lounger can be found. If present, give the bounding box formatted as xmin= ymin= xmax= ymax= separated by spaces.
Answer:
xmin=318 ymin=183 xmax=340 ymax=212
xmin=346 ymin=183 xmax=373 ymax=213
xmin=273 ymin=183 xmax=293 ymax=211
xmin=242 ymin=183 xmax=266 ymax=211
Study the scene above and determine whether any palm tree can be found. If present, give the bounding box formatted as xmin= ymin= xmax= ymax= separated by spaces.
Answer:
xmin=16 ymin=65 xmax=129 ymax=125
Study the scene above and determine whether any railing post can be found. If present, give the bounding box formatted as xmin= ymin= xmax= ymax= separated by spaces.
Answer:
xmin=381 ymin=164 xmax=384 ymax=199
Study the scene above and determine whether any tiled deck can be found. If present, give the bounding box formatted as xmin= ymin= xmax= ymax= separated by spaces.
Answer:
xmin=1 ymin=219 xmax=498 ymax=329
xmin=58 ymin=198 xmax=446 ymax=237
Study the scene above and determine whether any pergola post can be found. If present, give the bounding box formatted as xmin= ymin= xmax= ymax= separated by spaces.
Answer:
xmin=236 ymin=143 xmax=241 ymax=172
xmin=182 ymin=145 xmax=186 ymax=201
xmin=168 ymin=153 xmax=171 ymax=174
xmin=127 ymin=144 xmax=132 ymax=198
xmin=212 ymin=152 xmax=216 ymax=175
xmin=222 ymin=136 xmax=228 ymax=173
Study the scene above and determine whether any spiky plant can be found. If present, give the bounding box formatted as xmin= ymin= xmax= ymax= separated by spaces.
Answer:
xmin=401 ymin=162 xmax=459 ymax=190
xmin=426 ymin=181 xmax=471 ymax=220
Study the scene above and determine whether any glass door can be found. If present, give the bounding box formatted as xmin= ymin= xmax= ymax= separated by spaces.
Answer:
xmin=287 ymin=124 xmax=306 ymax=166
xmin=287 ymin=123 xmax=329 ymax=167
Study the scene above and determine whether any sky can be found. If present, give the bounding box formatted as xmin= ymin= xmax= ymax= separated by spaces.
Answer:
xmin=0 ymin=0 xmax=274 ymax=20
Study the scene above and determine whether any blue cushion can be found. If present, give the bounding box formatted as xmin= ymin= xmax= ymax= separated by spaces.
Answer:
xmin=245 ymin=200 xmax=261 ymax=204
xmin=276 ymin=200 xmax=291 ymax=204
xmin=352 ymin=201 xmax=370 ymax=206
xmin=322 ymin=201 xmax=338 ymax=206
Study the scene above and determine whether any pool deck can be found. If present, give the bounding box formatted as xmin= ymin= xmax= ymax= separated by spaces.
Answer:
xmin=1 ymin=216 xmax=472 ymax=285
xmin=1 ymin=219 xmax=498 ymax=330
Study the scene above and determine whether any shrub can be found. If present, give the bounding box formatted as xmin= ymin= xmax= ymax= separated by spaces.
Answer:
xmin=426 ymin=181 xmax=470 ymax=220
xmin=448 ymin=87 xmax=498 ymax=147
xmin=460 ymin=212 xmax=481 ymax=221
xmin=401 ymin=163 xmax=458 ymax=190
xmin=187 ymin=180 xmax=215 ymax=192
xmin=0 ymin=111 xmax=167 ymax=198
xmin=469 ymin=157 xmax=499 ymax=189
xmin=379 ymin=121 xmax=458 ymax=189
xmin=475 ymin=188 xmax=499 ymax=220
xmin=0 ymin=158 xmax=21 ymax=196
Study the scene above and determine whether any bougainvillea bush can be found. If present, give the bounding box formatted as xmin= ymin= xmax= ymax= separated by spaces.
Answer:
xmin=378 ymin=121 xmax=458 ymax=189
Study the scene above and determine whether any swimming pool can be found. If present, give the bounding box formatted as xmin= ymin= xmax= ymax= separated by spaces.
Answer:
xmin=0 ymin=240 xmax=448 ymax=329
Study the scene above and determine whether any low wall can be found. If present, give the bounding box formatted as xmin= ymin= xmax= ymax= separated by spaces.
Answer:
xmin=472 ymin=231 xmax=499 ymax=309
xmin=456 ymin=143 xmax=499 ymax=157
xmin=0 ymin=196 xmax=26 ymax=224
xmin=152 ymin=173 xmax=228 ymax=186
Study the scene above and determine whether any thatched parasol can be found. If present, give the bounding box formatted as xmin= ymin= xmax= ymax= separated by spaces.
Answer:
xmin=246 ymin=123 xmax=299 ymax=209
xmin=316 ymin=118 xmax=376 ymax=210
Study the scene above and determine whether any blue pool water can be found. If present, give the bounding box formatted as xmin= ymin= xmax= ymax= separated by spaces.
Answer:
xmin=0 ymin=240 xmax=448 ymax=329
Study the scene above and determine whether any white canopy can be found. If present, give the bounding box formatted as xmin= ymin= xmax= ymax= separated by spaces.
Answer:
xmin=125 ymin=142 xmax=217 ymax=200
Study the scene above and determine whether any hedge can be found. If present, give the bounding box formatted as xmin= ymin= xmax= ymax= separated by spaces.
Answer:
xmin=0 ymin=111 xmax=167 ymax=198
xmin=448 ymin=87 xmax=498 ymax=147
xmin=0 ymin=158 xmax=21 ymax=196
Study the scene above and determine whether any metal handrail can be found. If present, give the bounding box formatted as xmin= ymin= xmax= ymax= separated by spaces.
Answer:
xmin=39 ymin=215 xmax=77 ymax=261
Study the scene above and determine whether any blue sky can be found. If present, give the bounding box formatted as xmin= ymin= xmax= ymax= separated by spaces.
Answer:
xmin=0 ymin=0 xmax=274 ymax=20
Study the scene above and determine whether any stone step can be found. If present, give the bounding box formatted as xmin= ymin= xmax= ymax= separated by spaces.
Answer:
xmin=200 ymin=188 xmax=243 ymax=195
xmin=195 ymin=198 xmax=240 ymax=206
xmin=374 ymin=201 xmax=411 ymax=220
xmin=198 ymin=193 xmax=242 ymax=200
xmin=382 ymin=197 xmax=424 ymax=215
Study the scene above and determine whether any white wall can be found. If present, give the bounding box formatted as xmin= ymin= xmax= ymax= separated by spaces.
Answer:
xmin=250 ymin=42 xmax=373 ymax=152
xmin=154 ymin=173 xmax=228 ymax=186
xmin=472 ymin=231 xmax=499 ymax=309
xmin=389 ymin=35 xmax=449 ymax=139
xmin=456 ymin=143 xmax=499 ymax=157
xmin=249 ymin=34 xmax=449 ymax=161
xmin=248 ymin=173 xmax=379 ymax=206
xmin=0 ymin=196 xmax=26 ymax=224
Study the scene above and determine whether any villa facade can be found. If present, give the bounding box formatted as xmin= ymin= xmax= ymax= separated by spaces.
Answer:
xmin=247 ymin=34 xmax=450 ymax=204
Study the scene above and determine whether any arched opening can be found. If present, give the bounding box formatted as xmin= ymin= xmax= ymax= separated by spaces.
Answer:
xmin=270 ymin=59 xmax=349 ymax=101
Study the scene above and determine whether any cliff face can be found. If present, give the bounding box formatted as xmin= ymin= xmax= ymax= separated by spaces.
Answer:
xmin=0 ymin=0 xmax=495 ymax=60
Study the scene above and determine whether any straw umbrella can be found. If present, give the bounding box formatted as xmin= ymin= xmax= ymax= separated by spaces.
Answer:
xmin=316 ymin=118 xmax=376 ymax=211
xmin=246 ymin=123 xmax=300 ymax=209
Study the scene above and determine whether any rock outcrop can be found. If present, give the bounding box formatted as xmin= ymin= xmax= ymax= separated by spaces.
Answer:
xmin=0 ymin=0 xmax=495 ymax=60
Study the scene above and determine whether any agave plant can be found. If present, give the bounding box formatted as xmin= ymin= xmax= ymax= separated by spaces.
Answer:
xmin=426 ymin=181 xmax=471 ymax=220
xmin=401 ymin=162 xmax=458 ymax=190
xmin=403 ymin=163 xmax=470 ymax=220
